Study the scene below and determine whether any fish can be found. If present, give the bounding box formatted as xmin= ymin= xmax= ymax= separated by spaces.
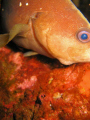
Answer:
xmin=0 ymin=0 xmax=90 ymax=65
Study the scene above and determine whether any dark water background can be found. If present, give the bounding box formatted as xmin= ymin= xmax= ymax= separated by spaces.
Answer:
xmin=72 ymin=0 xmax=90 ymax=22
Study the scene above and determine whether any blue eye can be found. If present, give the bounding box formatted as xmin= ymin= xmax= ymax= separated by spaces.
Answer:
xmin=77 ymin=30 xmax=90 ymax=43
xmin=81 ymin=33 xmax=88 ymax=40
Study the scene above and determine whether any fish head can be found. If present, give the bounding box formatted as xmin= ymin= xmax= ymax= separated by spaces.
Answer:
xmin=0 ymin=0 xmax=90 ymax=65
xmin=32 ymin=1 xmax=90 ymax=65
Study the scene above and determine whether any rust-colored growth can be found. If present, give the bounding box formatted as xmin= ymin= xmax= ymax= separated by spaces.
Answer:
xmin=0 ymin=47 xmax=90 ymax=119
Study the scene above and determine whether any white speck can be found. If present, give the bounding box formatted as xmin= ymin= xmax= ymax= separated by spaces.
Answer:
xmin=50 ymin=104 xmax=52 ymax=106
xmin=19 ymin=2 xmax=22 ymax=7
xmin=40 ymin=8 xmax=42 ymax=10
xmin=53 ymin=92 xmax=62 ymax=99
xmin=26 ymin=2 xmax=29 ymax=6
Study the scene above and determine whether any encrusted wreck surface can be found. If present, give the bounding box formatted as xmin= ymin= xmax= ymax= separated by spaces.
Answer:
xmin=0 ymin=47 xmax=90 ymax=119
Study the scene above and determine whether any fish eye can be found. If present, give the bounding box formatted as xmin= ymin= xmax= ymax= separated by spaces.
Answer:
xmin=77 ymin=31 xmax=90 ymax=43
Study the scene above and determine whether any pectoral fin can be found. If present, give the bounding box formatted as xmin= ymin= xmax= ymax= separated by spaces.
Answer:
xmin=0 ymin=24 xmax=29 ymax=48
xmin=24 ymin=51 xmax=38 ymax=57
xmin=9 ymin=24 xmax=29 ymax=41
xmin=0 ymin=34 xmax=9 ymax=47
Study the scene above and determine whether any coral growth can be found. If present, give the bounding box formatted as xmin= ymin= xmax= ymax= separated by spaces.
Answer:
xmin=0 ymin=47 xmax=90 ymax=120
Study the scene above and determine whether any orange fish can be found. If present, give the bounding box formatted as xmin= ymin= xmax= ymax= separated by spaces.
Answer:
xmin=0 ymin=0 xmax=90 ymax=65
